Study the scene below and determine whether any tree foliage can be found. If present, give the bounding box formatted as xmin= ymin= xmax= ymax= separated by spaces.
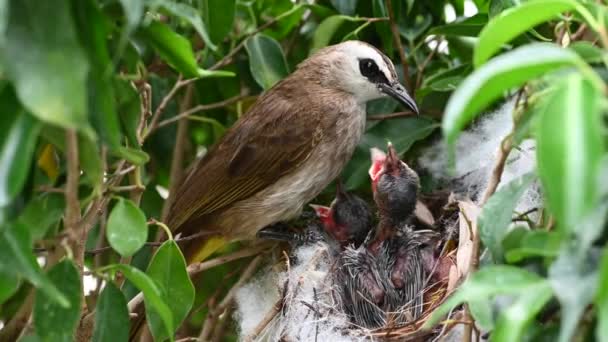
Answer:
xmin=0 ymin=0 xmax=607 ymax=341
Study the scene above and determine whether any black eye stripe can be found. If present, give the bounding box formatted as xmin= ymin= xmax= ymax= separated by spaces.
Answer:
xmin=358 ymin=58 xmax=389 ymax=85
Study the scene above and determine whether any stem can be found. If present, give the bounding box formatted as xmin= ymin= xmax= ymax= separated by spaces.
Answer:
xmin=65 ymin=130 xmax=84 ymax=272
xmin=386 ymin=0 xmax=412 ymax=92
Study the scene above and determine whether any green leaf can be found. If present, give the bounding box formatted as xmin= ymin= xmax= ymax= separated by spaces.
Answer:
xmin=0 ymin=222 xmax=68 ymax=307
xmin=33 ymin=260 xmax=81 ymax=342
xmin=0 ymin=89 xmax=41 ymax=207
xmin=442 ymin=43 xmax=584 ymax=150
xmin=469 ymin=299 xmax=494 ymax=331
xmin=115 ymin=147 xmax=150 ymax=165
xmin=74 ymin=0 xmax=123 ymax=152
xmin=146 ymin=241 xmax=195 ymax=341
xmin=478 ymin=172 xmax=535 ymax=261
xmin=504 ymin=230 xmax=562 ymax=263
xmin=107 ymin=198 xmax=148 ymax=257
xmin=343 ymin=117 xmax=438 ymax=189
xmin=118 ymin=0 xmax=143 ymax=33
xmin=245 ymin=34 xmax=289 ymax=90
xmin=536 ymin=73 xmax=604 ymax=233
xmin=0 ymin=269 xmax=20 ymax=304
xmin=474 ymin=0 xmax=577 ymax=67
xmin=330 ymin=0 xmax=359 ymax=15
xmin=201 ymin=0 xmax=236 ymax=44
xmin=114 ymin=79 xmax=141 ymax=148
xmin=429 ymin=13 xmax=488 ymax=37
xmin=549 ymin=249 xmax=598 ymax=342
xmin=424 ymin=265 xmax=546 ymax=328
xmin=2 ymin=0 xmax=90 ymax=131
xmin=0 ymin=0 xmax=7 ymax=45
xmin=596 ymin=248 xmax=608 ymax=340
xmin=17 ymin=193 xmax=65 ymax=241
xmin=492 ymin=282 xmax=553 ymax=342
xmin=160 ymin=2 xmax=217 ymax=51
xmin=142 ymin=20 xmax=201 ymax=78
xmin=108 ymin=264 xmax=174 ymax=340
xmin=93 ymin=283 xmax=129 ymax=342
xmin=569 ymin=41 xmax=605 ymax=64
xmin=311 ymin=15 xmax=356 ymax=53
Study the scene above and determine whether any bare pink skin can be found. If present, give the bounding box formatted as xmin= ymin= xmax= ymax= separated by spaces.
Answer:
xmin=310 ymin=204 xmax=350 ymax=245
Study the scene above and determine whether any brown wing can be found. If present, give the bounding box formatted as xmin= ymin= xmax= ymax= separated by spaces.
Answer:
xmin=167 ymin=90 xmax=323 ymax=233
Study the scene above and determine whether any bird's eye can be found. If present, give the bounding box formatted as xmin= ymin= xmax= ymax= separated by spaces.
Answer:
xmin=359 ymin=58 xmax=379 ymax=78
xmin=359 ymin=58 xmax=389 ymax=85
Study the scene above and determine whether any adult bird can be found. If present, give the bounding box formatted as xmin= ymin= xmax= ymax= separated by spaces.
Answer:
xmin=167 ymin=40 xmax=418 ymax=263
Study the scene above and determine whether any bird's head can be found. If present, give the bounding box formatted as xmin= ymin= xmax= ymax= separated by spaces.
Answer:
xmin=310 ymin=182 xmax=373 ymax=247
xmin=302 ymin=41 xmax=418 ymax=113
xmin=371 ymin=143 xmax=420 ymax=224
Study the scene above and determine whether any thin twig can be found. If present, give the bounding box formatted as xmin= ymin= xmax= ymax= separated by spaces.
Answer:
xmin=199 ymin=255 xmax=264 ymax=340
xmin=187 ymin=243 xmax=272 ymax=276
xmin=415 ymin=38 xmax=441 ymax=90
xmin=155 ymin=93 xmax=248 ymax=130
xmin=160 ymin=84 xmax=194 ymax=224
xmin=386 ymin=0 xmax=412 ymax=92
xmin=147 ymin=74 xmax=184 ymax=135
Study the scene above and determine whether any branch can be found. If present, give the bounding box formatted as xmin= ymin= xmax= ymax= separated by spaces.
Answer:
xmin=386 ymin=0 xmax=412 ymax=92
xmin=159 ymin=84 xmax=193 ymax=225
xmin=155 ymin=93 xmax=248 ymax=131
xmin=65 ymin=130 xmax=84 ymax=271
xmin=146 ymin=75 xmax=184 ymax=135
xmin=186 ymin=243 xmax=272 ymax=276
xmin=415 ymin=38 xmax=441 ymax=90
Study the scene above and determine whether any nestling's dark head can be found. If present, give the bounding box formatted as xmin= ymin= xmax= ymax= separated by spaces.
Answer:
xmin=371 ymin=143 xmax=420 ymax=225
xmin=312 ymin=182 xmax=373 ymax=247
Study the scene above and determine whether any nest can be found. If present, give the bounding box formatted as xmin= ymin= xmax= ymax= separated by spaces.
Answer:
xmin=235 ymin=192 xmax=481 ymax=342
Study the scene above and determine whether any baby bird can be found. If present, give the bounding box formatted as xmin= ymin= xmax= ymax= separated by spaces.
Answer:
xmin=337 ymin=143 xmax=437 ymax=328
xmin=256 ymin=181 xmax=373 ymax=250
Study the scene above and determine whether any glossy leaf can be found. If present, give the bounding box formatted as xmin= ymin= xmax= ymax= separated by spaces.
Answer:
xmin=0 ymin=91 xmax=41 ymax=207
xmin=17 ymin=193 xmax=65 ymax=241
xmin=33 ymin=260 xmax=82 ymax=342
xmin=492 ymin=282 xmax=553 ymax=342
xmin=549 ymin=249 xmax=598 ymax=342
xmin=74 ymin=0 xmax=123 ymax=153
xmin=142 ymin=21 xmax=201 ymax=78
xmin=442 ymin=43 xmax=584 ymax=149
xmin=108 ymin=264 xmax=174 ymax=340
xmin=0 ymin=222 xmax=68 ymax=307
xmin=536 ymin=73 xmax=604 ymax=232
xmin=504 ymin=230 xmax=562 ymax=263
xmin=160 ymin=2 xmax=216 ymax=51
xmin=311 ymin=15 xmax=357 ymax=53
xmin=93 ymin=283 xmax=129 ymax=342
xmin=430 ymin=14 xmax=488 ymax=37
xmin=201 ymin=0 xmax=236 ymax=44
xmin=475 ymin=0 xmax=577 ymax=67
xmin=424 ymin=265 xmax=547 ymax=327
xmin=597 ymin=248 xmax=608 ymax=340
xmin=146 ymin=241 xmax=195 ymax=341
xmin=107 ymin=198 xmax=148 ymax=257
xmin=118 ymin=0 xmax=143 ymax=33
xmin=0 ymin=269 xmax=20 ymax=304
xmin=2 ymin=0 xmax=90 ymax=131
xmin=569 ymin=41 xmax=605 ymax=64
xmin=245 ymin=34 xmax=289 ymax=89
xmin=330 ymin=0 xmax=359 ymax=15
xmin=478 ymin=172 xmax=535 ymax=261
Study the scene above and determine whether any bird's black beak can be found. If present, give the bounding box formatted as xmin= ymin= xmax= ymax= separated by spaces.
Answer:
xmin=379 ymin=82 xmax=419 ymax=115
